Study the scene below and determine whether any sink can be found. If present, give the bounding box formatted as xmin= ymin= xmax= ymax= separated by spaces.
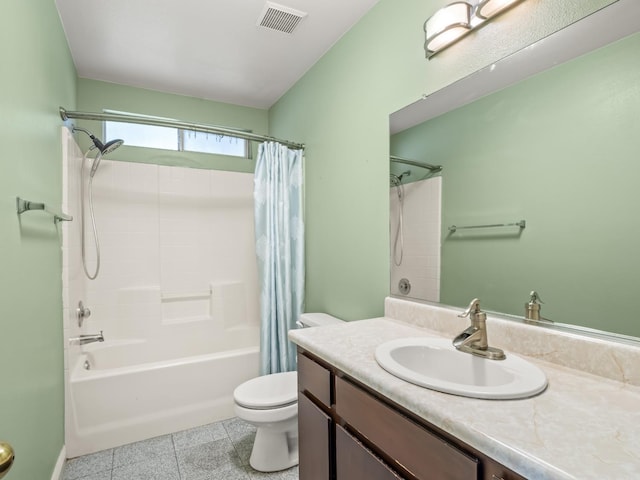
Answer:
xmin=375 ymin=337 xmax=547 ymax=399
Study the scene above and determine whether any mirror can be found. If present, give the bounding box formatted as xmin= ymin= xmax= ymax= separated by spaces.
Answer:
xmin=389 ymin=0 xmax=640 ymax=341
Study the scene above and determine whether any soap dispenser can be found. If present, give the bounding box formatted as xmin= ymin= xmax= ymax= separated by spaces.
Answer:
xmin=525 ymin=291 xmax=543 ymax=321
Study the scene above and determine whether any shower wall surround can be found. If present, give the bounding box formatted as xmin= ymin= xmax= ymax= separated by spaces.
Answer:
xmin=390 ymin=177 xmax=442 ymax=302
xmin=62 ymin=129 xmax=87 ymax=378
xmin=61 ymin=127 xmax=259 ymax=382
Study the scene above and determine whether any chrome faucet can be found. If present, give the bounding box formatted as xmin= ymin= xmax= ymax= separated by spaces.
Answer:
xmin=453 ymin=299 xmax=505 ymax=360
xmin=69 ymin=331 xmax=104 ymax=346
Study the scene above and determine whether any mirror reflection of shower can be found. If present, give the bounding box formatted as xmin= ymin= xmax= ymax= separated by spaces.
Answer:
xmin=389 ymin=155 xmax=443 ymax=301
xmin=390 ymin=170 xmax=410 ymax=266
xmin=72 ymin=126 xmax=124 ymax=280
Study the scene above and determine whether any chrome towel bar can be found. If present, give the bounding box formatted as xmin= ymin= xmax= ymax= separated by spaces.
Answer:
xmin=16 ymin=197 xmax=73 ymax=223
xmin=448 ymin=220 xmax=525 ymax=233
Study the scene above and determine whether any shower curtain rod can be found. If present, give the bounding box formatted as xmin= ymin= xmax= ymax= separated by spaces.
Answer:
xmin=59 ymin=107 xmax=305 ymax=151
xmin=390 ymin=155 xmax=442 ymax=172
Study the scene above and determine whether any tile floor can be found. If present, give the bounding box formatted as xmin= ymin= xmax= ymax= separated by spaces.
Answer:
xmin=62 ymin=417 xmax=299 ymax=480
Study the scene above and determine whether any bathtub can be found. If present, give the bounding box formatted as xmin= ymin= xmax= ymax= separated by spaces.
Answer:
xmin=65 ymin=325 xmax=260 ymax=458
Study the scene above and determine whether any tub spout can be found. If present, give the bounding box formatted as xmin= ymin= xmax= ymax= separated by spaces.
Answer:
xmin=70 ymin=331 xmax=104 ymax=346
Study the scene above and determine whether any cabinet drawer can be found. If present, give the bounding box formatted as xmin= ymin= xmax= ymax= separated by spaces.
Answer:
xmin=335 ymin=376 xmax=479 ymax=480
xmin=336 ymin=424 xmax=404 ymax=480
xmin=298 ymin=352 xmax=332 ymax=407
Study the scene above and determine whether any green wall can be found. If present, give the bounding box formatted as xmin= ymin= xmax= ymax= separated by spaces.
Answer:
xmin=0 ymin=1 xmax=76 ymax=478
xmin=269 ymin=0 xmax=615 ymax=321
xmin=391 ymin=32 xmax=640 ymax=337
xmin=76 ymin=79 xmax=269 ymax=173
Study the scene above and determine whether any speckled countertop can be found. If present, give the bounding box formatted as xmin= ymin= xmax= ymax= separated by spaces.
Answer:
xmin=289 ymin=302 xmax=640 ymax=480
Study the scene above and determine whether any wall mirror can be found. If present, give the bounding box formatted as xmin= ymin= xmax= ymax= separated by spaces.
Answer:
xmin=389 ymin=0 xmax=640 ymax=342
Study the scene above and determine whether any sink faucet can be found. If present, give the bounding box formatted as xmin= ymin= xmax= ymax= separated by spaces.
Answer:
xmin=69 ymin=331 xmax=104 ymax=346
xmin=453 ymin=299 xmax=505 ymax=360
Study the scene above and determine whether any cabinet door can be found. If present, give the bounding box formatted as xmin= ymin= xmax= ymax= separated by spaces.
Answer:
xmin=336 ymin=425 xmax=404 ymax=480
xmin=298 ymin=393 xmax=332 ymax=480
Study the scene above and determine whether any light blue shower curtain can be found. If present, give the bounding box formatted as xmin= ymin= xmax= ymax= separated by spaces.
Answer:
xmin=254 ymin=141 xmax=304 ymax=375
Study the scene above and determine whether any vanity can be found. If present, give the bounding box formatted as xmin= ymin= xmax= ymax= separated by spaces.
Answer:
xmin=297 ymin=350 xmax=525 ymax=480
xmin=289 ymin=298 xmax=640 ymax=479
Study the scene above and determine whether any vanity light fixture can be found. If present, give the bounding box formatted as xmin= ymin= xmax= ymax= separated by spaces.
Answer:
xmin=475 ymin=0 xmax=524 ymax=19
xmin=424 ymin=0 xmax=526 ymax=58
xmin=424 ymin=2 xmax=472 ymax=55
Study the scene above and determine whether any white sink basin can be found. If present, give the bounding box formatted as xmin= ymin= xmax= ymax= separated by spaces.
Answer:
xmin=375 ymin=337 xmax=547 ymax=399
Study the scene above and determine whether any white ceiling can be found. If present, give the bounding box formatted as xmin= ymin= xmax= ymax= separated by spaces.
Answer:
xmin=54 ymin=0 xmax=381 ymax=109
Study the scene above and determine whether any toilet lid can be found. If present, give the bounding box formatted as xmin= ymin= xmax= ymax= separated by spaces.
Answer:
xmin=234 ymin=371 xmax=298 ymax=409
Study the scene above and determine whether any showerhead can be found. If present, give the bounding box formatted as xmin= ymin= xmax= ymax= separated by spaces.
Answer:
xmin=390 ymin=173 xmax=402 ymax=187
xmin=89 ymin=152 xmax=103 ymax=178
xmin=73 ymin=126 xmax=123 ymax=155
xmin=73 ymin=126 xmax=124 ymax=177
xmin=101 ymin=138 xmax=124 ymax=155
xmin=390 ymin=170 xmax=411 ymax=187
xmin=90 ymin=138 xmax=123 ymax=177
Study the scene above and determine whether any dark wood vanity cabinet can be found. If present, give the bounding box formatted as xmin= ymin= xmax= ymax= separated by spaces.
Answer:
xmin=298 ymin=353 xmax=333 ymax=480
xmin=297 ymin=349 xmax=527 ymax=480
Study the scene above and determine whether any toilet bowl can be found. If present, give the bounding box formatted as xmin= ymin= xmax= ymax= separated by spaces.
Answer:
xmin=233 ymin=312 xmax=343 ymax=472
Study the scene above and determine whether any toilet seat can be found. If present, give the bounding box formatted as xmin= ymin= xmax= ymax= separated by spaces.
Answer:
xmin=234 ymin=371 xmax=298 ymax=409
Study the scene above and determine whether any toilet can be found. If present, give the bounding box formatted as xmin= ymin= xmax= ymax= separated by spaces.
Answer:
xmin=233 ymin=312 xmax=343 ymax=472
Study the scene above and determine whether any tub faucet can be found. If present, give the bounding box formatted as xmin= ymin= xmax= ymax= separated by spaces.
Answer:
xmin=69 ymin=331 xmax=104 ymax=346
xmin=453 ymin=299 xmax=505 ymax=360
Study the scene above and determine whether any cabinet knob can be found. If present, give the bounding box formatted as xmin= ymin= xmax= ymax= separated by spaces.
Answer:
xmin=491 ymin=476 xmax=505 ymax=480
xmin=0 ymin=442 xmax=15 ymax=479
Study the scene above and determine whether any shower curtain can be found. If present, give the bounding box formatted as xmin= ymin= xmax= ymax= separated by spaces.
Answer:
xmin=254 ymin=141 xmax=304 ymax=375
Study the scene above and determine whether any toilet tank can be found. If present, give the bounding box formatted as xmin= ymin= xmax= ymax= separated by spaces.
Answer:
xmin=297 ymin=312 xmax=343 ymax=328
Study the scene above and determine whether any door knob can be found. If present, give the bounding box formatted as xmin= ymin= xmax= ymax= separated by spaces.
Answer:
xmin=0 ymin=442 xmax=15 ymax=479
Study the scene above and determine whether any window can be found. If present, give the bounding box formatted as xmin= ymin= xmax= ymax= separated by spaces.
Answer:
xmin=183 ymin=130 xmax=246 ymax=157
xmin=104 ymin=111 xmax=249 ymax=158
xmin=105 ymin=121 xmax=178 ymax=151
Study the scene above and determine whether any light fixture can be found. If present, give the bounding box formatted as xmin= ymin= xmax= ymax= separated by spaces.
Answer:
xmin=424 ymin=2 xmax=472 ymax=56
xmin=475 ymin=0 xmax=524 ymax=19
xmin=424 ymin=0 xmax=527 ymax=58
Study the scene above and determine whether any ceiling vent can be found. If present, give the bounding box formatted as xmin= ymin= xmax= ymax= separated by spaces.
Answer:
xmin=257 ymin=2 xmax=308 ymax=34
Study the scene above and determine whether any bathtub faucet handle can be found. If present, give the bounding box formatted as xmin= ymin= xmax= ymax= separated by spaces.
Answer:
xmin=77 ymin=301 xmax=91 ymax=327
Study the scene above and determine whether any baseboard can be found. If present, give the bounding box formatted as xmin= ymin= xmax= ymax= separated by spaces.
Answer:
xmin=50 ymin=445 xmax=66 ymax=480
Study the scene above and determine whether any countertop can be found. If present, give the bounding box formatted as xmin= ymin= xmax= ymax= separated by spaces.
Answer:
xmin=289 ymin=317 xmax=640 ymax=479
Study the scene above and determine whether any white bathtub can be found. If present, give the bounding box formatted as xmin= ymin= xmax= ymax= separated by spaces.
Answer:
xmin=66 ymin=326 xmax=260 ymax=457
